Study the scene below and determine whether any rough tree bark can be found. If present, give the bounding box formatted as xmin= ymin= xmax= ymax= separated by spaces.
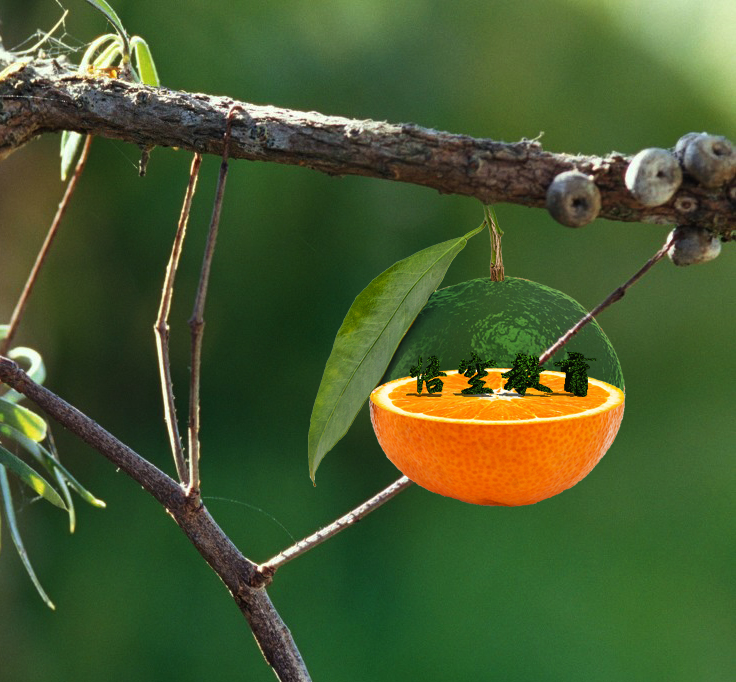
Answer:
xmin=1 ymin=49 xmax=734 ymax=235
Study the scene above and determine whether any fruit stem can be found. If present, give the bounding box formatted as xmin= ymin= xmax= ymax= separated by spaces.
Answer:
xmin=484 ymin=205 xmax=504 ymax=282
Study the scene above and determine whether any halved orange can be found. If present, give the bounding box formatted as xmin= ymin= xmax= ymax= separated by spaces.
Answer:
xmin=370 ymin=369 xmax=625 ymax=506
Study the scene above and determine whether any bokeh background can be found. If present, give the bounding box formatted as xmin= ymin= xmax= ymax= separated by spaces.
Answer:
xmin=1 ymin=1 xmax=734 ymax=680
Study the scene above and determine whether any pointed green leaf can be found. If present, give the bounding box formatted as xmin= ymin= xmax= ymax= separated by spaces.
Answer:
xmin=85 ymin=0 xmax=129 ymax=50
xmin=60 ymin=130 xmax=83 ymax=181
xmin=0 ymin=444 xmax=66 ymax=509
xmin=308 ymin=224 xmax=484 ymax=481
xmin=53 ymin=466 xmax=76 ymax=533
xmin=130 ymin=36 xmax=159 ymax=86
xmin=0 ymin=424 xmax=105 ymax=511
xmin=0 ymin=467 xmax=55 ymax=609
xmin=0 ymin=398 xmax=47 ymax=442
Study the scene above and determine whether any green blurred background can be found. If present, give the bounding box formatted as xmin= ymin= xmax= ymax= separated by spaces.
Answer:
xmin=1 ymin=0 xmax=734 ymax=680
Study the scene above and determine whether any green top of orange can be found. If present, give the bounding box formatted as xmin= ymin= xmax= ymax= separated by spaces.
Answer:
xmin=382 ymin=277 xmax=625 ymax=392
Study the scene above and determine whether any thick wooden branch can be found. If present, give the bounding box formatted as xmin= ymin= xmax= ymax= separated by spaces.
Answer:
xmin=1 ymin=50 xmax=733 ymax=234
xmin=0 ymin=355 xmax=310 ymax=682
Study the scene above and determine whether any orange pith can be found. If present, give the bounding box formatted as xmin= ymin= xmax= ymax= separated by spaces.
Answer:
xmin=369 ymin=370 xmax=625 ymax=506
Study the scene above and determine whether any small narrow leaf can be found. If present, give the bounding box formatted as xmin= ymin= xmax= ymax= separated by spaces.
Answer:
xmin=92 ymin=40 xmax=123 ymax=69
xmin=0 ymin=467 xmax=55 ymax=609
xmin=78 ymin=33 xmax=119 ymax=72
xmin=52 ymin=467 xmax=76 ymax=533
xmin=0 ymin=444 xmax=66 ymax=509
xmin=130 ymin=36 xmax=160 ymax=86
xmin=308 ymin=224 xmax=484 ymax=480
xmin=0 ymin=398 xmax=47 ymax=442
xmin=85 ymin=0 xmax=129 ymax=51
xmin=60 ymin=130 xmax=83 ymax=181
xmin=0 ymin=424 xmax=105 ymax=510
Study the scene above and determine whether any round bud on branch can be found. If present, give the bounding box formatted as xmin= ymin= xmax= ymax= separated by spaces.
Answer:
xmin=667 ymin=225 xmax=722 ymax=266
xmin=545 ymin=170 xmax=601 ymax=227
xmin=625 ymin=148 xmax=682 ymax=207
xmin=682 ymin=134 xmax=736 ymax=188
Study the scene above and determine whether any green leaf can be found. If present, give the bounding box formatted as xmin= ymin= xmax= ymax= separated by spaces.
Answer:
xmin=91 ymin=39 xmax=123 ymax=69
xmin=0 ymin=444 xmax=66 ymax=509
xmin=2 ymin=346 xmax=46 ymax=404
xmin=0 ymin=467 xmax=55 ymax=609
xmin=85 ymin=0 xmax=129 ymax=52
xmin=308 ymin=224 xmax=484 ymax=481
xmin=0 ymin=398 xmax=47 ymax=442
xmin=130 ymin=36 xmax=160 ymax=86
xmin=0 ymin=423 xmax=105 ymax=513
xmin=0 ymin=324 xmax=8 ymax=340
xmin=60 ymin=130 xmax=84 ymax=181
xmin=53 ymin=465 xmax=76 ymax=533
xmin=78 ymin=33 xmax=120 ymax=72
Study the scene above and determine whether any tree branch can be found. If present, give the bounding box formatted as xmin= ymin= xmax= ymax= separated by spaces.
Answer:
xmin=1 ymin=51 xmax=733 ymax=234
xmin=253 ymin=476 xmax=413 ymax=587
xmin=0 ymin=355 xmax=311 ymax=682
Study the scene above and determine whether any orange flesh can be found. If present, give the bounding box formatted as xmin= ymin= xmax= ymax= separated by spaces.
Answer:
xmin=370 ymin=370 xmax=625 ymax=506
xmin=388 ymin=371 xmax=612 ymax=421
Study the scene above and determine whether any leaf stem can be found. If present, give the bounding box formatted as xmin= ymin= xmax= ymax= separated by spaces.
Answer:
xmin=539 ymin=230 xmax=677 ymax=367
xmin=0 ymin=135 xmax=93 ymax=355
xmin=253 ymin=476 xmax=413 ymax=586
xmin=154 ymin=153 xmax=202 ymax=484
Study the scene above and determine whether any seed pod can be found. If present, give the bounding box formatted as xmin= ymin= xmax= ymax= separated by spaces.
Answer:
xmin=674 ymin=132 xmax=704 ymax=164
xmin=625 ymin=148 xmax=682 ymax=207
xmin=545 ymin=170 xmax=601 ymax=227
xmin=683 ymin=134 xmax=736 ymax=188
xmin=667 ymin=225 xmax=722 ymax=266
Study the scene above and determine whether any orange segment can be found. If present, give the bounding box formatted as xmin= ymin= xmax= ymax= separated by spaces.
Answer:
xmin=370 ymin=370 xmax=624 ymax=506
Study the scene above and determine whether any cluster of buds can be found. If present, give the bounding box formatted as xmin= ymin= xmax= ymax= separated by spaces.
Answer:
xmin=545 ymin=132 xmax=734 ymax=266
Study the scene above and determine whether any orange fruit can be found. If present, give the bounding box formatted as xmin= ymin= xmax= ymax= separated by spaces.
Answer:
xmin=370 ymin=369 xmax=625 ymax=506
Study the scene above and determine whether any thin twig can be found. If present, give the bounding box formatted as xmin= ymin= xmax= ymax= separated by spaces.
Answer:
xmin=187 ymin=106 xmax=243 ymax=496
xmin=0 ymin=134 xmax=93 ymax=355
xmin=253 ymin=476 xmax=414 ymax=586
xmin=0 ymin=355 xmax=311 ymax=682
xmin=539 ymin=231 xmax=678 ymax=366
xmin=154 ymin=153 xmax=202 ymax=484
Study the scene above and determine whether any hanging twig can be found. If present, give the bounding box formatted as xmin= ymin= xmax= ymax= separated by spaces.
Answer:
xmin=154 ymin=153 xmax=202 ymax=484
xmin=0 ymin=134 xmax=93 ymax=355
xmin=539 ymin=231 xmax=678 ymax=366
xmin=187 ymin=106 xmax=243 ymax=496
xmin=253 ymin=476 xmax=414 ymax=587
